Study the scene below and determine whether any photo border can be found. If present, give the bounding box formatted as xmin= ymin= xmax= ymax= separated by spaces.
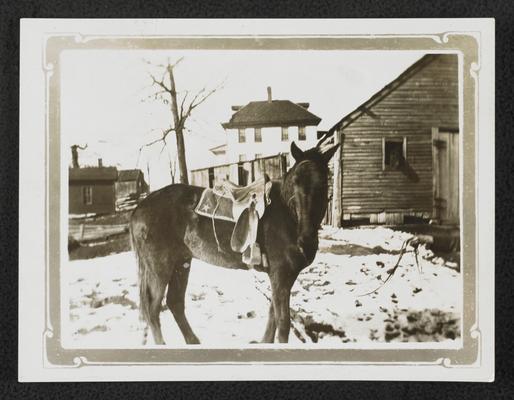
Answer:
xmin=43 ymin=32 xmax=480 ymax=368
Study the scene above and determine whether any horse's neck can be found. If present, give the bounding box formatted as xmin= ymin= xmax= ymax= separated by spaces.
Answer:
xmin=271 ymin=174 xmax=296 ymax=218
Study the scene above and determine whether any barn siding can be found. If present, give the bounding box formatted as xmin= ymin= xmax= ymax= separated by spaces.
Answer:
xmin=337 ymin=54 xmax=458 ymax=223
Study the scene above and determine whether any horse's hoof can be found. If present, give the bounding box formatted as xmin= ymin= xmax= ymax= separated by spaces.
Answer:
xmin=187 ymin=336 xmax=201 ymax=345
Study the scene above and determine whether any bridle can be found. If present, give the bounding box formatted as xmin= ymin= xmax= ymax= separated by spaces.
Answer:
xmin=284 ymin=159 xmax=316 ymax=222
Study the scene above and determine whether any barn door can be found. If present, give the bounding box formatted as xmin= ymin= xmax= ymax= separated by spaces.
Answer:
xmin=432 ymin=127 xmax=459 ymax=224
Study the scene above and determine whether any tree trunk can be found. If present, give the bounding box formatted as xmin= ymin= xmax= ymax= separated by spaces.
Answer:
xmin=167 ymin=65 xmax=189 ymax=184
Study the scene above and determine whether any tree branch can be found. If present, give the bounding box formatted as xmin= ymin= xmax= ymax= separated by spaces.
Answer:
xmin=149 ymin=73 xmax=171 ymax=92
xmin=179 ymin=90 xmax=189 ymax=120
xmin=179 ymin=82 xmax=223 ymax=129
xmin=140 ymin=127 xmax=174 ymax=150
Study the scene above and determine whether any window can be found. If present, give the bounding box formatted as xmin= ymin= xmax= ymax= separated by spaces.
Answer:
xmin=82 ymin=186 xmax=93 ymax=205
xmin=281 ymin=126 xmax=289 ymax=141
xmin=298 ymin=126 xmax=306 ymax=141
xmin=383 ymin=137 xmax=406 ymax=170
xmin=238 ymin=128 xmax=246 ymax=143
xmin=254 ymin=128 xmax=262 ymax=142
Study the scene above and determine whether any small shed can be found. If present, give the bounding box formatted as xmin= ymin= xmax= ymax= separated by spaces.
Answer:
xmin=69 ymin=167 xmax=118 ymax=215
xmin=115 ymin=169 xmax=149 ymax=199
xmin=329 ymin=54 xmax=459 ymax=226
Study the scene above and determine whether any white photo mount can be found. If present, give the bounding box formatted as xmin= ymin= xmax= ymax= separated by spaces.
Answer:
xmin=19 ymin=19 xmax=495 ymax=382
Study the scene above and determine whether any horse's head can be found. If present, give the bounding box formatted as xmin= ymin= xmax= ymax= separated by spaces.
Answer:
xmin=285 ymin=140 xmax=339 ymax=263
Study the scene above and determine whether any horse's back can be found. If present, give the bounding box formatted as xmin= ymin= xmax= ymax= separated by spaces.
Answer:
xmin=130 ymin=184 xmax=204 ymax=248
xmin=130 ymin=183 xmax=257 ymax=271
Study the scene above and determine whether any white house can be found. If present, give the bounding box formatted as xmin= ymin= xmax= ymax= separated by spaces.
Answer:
xmin=221 ymin=87 xmax=322 ymax=169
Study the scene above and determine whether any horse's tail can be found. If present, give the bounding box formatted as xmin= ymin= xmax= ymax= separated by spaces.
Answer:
xmin=129 ymin=220 xmax=152 ymax=335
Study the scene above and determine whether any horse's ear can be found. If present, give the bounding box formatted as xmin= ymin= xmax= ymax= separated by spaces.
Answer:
xmin=290 ymin=141 xmax=304 ymax=162
xmin=320 ymin=143 xmax=340 ymax=163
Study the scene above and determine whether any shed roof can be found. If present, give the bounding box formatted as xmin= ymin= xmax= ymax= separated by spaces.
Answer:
xmin=222 ymin=100 xmax=321 ymax=129
xmin=69 ymin=167 xmax=118 ymax=182
xmin=118 ymin=169 xmax=144 ymax=182
xmin=326 ymin=54 xmax=441 ymax=136
xmin=209 ymin=143 xmax=227 ymax=154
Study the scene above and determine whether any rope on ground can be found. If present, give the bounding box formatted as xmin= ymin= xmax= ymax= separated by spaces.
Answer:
xmin=358 ymin=236 xmax=423 ymax=297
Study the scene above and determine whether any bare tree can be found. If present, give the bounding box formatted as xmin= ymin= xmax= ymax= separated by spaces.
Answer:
xmin=143 ymin=58 xmax=221 ymax=184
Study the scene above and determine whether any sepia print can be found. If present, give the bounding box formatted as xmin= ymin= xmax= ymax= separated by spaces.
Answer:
xmin=19 ymin=19 xmax=494 ymax=381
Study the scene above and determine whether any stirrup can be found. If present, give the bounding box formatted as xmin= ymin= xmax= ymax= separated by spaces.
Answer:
xmin=243 ymin=242 xmax=262 ymax=268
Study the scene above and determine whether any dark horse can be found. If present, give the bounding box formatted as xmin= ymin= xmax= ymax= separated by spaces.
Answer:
xmin=130 ymin=141 xmax=339 ymax=344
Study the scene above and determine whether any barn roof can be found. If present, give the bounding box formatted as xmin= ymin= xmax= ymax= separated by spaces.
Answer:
xmin=326 ymin=54 xmax=439 ymax=137
xmin=222 ymin=100 xmax=321 ymax=129
xmin=118 ymin=169 xmax=143 ymax=182
xmin=69 ymin=167 xmax=118 ymax=182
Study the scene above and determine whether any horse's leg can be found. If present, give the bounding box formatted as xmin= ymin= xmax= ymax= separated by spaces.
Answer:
xmin=261 ymin=303 xmax=276 ymax=343
xmin=166 ymin=258 xmax=200 ymax=344
xmin=146 ymin=272 xmax=167 ymax=345
xmin=270 ymin=269 xmax=297 ymax=343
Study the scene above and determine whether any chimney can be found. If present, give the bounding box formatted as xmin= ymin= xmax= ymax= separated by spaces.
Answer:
xmin=267 ymin=86 xmax=272 ymax=103
xmin=98 ymin=158 xmax=103 ymax=167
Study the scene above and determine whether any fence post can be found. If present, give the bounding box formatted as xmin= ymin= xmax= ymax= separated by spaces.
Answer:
xmin=280 ymin=154 xmax=287 ymax=176
xmin=331 ymin=131 xmax=343 ymax=227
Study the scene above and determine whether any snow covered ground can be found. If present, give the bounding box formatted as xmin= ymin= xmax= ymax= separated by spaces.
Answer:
xmin=64 ymin=226 xmax=461 ymax=348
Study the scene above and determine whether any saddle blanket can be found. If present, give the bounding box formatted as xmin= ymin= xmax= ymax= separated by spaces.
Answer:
xmin=194 ymin=189 xmax=237 ymax=222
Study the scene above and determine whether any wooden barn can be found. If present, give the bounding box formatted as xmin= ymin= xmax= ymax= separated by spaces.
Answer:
xmin=329 ymin=54 xmax=459 ymax=226
xmin=69 ymin=166 xmax=118 ymax=215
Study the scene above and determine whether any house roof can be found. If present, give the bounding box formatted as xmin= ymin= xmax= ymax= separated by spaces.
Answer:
xmin=118 ymin=169 xmax=144 ymax=182
xmin=222 ymin=100 xmax=321 ymax=129
xmin=69 ymin=167 xmax=118 ymax=182
xmin=326 ymin=54 xmax=439 ymax=137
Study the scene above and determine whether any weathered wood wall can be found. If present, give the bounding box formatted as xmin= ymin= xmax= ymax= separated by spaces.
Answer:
xmin=115 ymin=181 xmax=138 ymax=198
xmin=191 ymin=154 xmax=287 ymax=189
xmin=334 ymin=54 xmax=459 ymax=225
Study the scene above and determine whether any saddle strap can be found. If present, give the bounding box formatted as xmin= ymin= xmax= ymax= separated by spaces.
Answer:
xmin=211 ymin=194 xmax=225 ymax=253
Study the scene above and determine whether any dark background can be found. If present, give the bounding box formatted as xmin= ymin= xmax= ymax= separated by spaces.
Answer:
xmin=1 ymin=1 xmax=511 ymax=398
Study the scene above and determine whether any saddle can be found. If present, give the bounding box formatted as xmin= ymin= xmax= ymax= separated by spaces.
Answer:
xmin=213 ymin=176 xmax=272 ymax=222
xmin=220 ymin=178 xmax=268 ymax=202
xmin=195 ymin=175 xmax=272 ymax=268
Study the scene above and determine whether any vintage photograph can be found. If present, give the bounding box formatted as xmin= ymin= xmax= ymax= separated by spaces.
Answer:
xmin=63 ymin=49 xmax=461 ymax=347
xmin=18 ymin=18 xmax=495 ymax=381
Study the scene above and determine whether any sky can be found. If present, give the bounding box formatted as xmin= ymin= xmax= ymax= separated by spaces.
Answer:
xmin=61 ymin=49 xmax=424 ymax=189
